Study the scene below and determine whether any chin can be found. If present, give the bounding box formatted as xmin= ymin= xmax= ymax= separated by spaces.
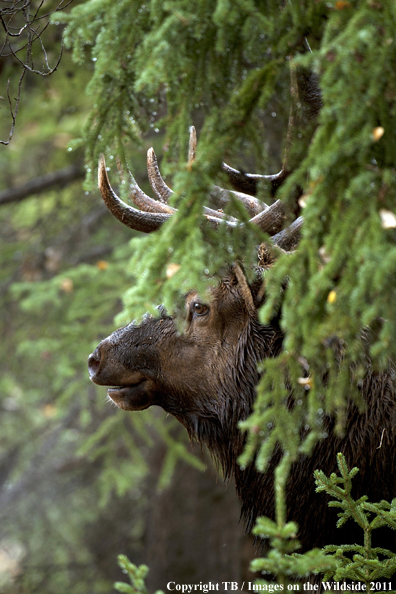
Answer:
xmin=107 ymin=382 xmax=153 ymax=411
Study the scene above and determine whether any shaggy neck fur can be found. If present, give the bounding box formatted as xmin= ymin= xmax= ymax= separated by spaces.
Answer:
xmin=173 ymin=317 xmax=283 ymax=531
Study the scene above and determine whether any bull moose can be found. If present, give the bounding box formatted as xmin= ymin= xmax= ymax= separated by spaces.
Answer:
xmin=88 ymin=127 xmax=396 ymax=555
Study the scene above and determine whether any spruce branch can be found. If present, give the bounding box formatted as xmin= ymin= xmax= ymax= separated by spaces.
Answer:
xmin=315 ymin=453 xmax=396 ymax=586
xmin=251 ymin=516 xmax=336 ymax=587
xmin=115 ymin=555 xmax=164 ymax=594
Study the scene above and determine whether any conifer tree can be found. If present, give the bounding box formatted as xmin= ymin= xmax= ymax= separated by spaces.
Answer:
xmin=2 ymin=0 xmax=396 ymax=589
xmin=60 ymin=0 xmax=396 ymax=524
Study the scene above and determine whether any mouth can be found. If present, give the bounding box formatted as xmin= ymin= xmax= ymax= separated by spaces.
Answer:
xmin=107 ymin=379 xmax=152 ymax=411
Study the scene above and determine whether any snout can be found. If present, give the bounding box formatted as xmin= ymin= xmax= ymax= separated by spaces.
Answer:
xmin=88 ymin=349 xmax=101 ymax=381
xmin=87 ymin=337 xmax=150 ymax=388
xmin=87 ymin=337 xmax=157 ymax=412
xmin=87 ymin=341 xmax=128 ymax=386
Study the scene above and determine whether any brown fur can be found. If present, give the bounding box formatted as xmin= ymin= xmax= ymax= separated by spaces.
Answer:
xmin=88 ymin=268 xmax=396 ymax=552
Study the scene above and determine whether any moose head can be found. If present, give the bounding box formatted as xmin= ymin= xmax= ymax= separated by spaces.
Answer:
xmin=88 ymin=125 xmax=296 ymax=467
xmin=88 ymin=128 xmax=396 ymax=553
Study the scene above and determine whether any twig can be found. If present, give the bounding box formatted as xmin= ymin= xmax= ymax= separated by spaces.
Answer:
xmin=377 ymin=428 xmax=385 ymax=449
xmin=0 ymin=70 xmax=25 ymax=145
xmin=0 ymin=163 xmax=85 ymax=204
xmin=0 ymin=0 xmax=73 ymax=143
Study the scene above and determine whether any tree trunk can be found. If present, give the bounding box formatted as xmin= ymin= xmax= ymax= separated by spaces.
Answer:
xmin=144 ymin=442 xmax=254 ymax=592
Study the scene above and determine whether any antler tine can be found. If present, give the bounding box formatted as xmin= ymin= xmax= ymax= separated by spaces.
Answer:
xmin=272 ymin=216 xmax=303 ymax=251
xmin=146 ymin=147 xmax=235 ymax=222
xmin=98 ymin=155 xmax=171 ymax=233
xmin=147 ymin=147 xmax=174 ymax=203
xmin=98 ymin=135 xmax=303 ymax=245
xmin=249 ymin=200 xmax=285 ymax=234
xmin=222 ymin=162 xmax=289 ymax=197
xmin=126 ymin=156 xmax=175 ymax=215
xmin=130 ymin=180 xmax=176 ymax=215
xmin=208 ymin=191 xmax=299 ymax=240
xmin=186 ymin=125 xmax=266 ymax=218
xmin=130 ymin=183 xmax=176 ymax=215
xmin=188 ymin=126 xmax=197 ymax=164
xmin=210 ymin=185 xmax=267 ymax=218
xmin=145 ymin=134 xmax=236 ymax=223
xmin=99 ymin=155 xmax=232 ymax=230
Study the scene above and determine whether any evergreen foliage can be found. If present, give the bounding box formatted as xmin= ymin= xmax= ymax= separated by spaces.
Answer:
xmin=250 ymin=517 xmax=336 ymax=588
xmin=0 ymin=27 xmax=205 ymax=592
xmin=2 ymin=0 xmax=396 ymax=590
xmin=249 ymin=453 xmax=396 ymax=589
xmin=59 ymin=0 xmax=396 ymax=426
xmin=59 ymin=0 xmax=396 ymax=565
xmin=315 ymin=453 xmax=396 ymax=587
xmin=115 ymin=555 xmax=163 ymax=594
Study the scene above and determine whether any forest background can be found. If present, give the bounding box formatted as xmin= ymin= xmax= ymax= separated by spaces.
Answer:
xmin=1 ymin=1 xmax=396 ymax=593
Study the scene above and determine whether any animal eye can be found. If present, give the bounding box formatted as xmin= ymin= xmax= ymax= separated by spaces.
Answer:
xmin=192 ymin=302 xmax=209 ymax=316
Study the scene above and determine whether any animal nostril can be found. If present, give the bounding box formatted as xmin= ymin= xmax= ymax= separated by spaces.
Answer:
xmin=88 ymin=351 xmax=101 ymax=378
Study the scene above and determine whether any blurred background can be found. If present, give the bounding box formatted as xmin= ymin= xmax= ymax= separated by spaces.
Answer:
xmin=0 ymin=3 xmax=261 ymax=592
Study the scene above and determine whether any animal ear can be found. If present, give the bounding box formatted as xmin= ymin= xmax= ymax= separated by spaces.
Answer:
xmin=233 ymin=263 xmax=256 ymax=316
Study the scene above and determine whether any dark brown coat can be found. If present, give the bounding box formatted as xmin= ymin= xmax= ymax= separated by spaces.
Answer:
xmin=88 ymin=267 xmax=396 ymax=551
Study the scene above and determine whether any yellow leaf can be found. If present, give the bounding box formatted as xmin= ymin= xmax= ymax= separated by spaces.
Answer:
xmin=297 ymin=376 xmax=313 ymax=389
xmin=60 ymin=278 xmax=73 ymax=293
xmin=96 ymin=260 xmax=109 ymax=271
xmin=166 ymin=263 xmax=181 ymax=279
xmin=372 ymin=126 xmax=384 ymax=142
xmin=335 ymin=1 xmax=352 ymax=9
xmin=327 ymin=290 xmax=337 ymax=304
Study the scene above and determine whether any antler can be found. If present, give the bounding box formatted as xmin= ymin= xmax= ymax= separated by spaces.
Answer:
xmin=98 ymin=157 xmax=171 ymax=233
xmin=221 ymin=162 xmax=289 ymax=198
xmin=146 ymin=148 xmax=173 ymax=204
xmin=98 ymin=127 xmax=302 ymax=250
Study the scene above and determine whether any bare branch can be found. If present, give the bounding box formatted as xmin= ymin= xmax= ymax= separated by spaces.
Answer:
xmin=0 ymin=70 xmax=25 ymax=146
xmin=0 ymin=163 xmax=84 ymax=205
xmin=0 ymin=0 xmax=73 ymax=143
